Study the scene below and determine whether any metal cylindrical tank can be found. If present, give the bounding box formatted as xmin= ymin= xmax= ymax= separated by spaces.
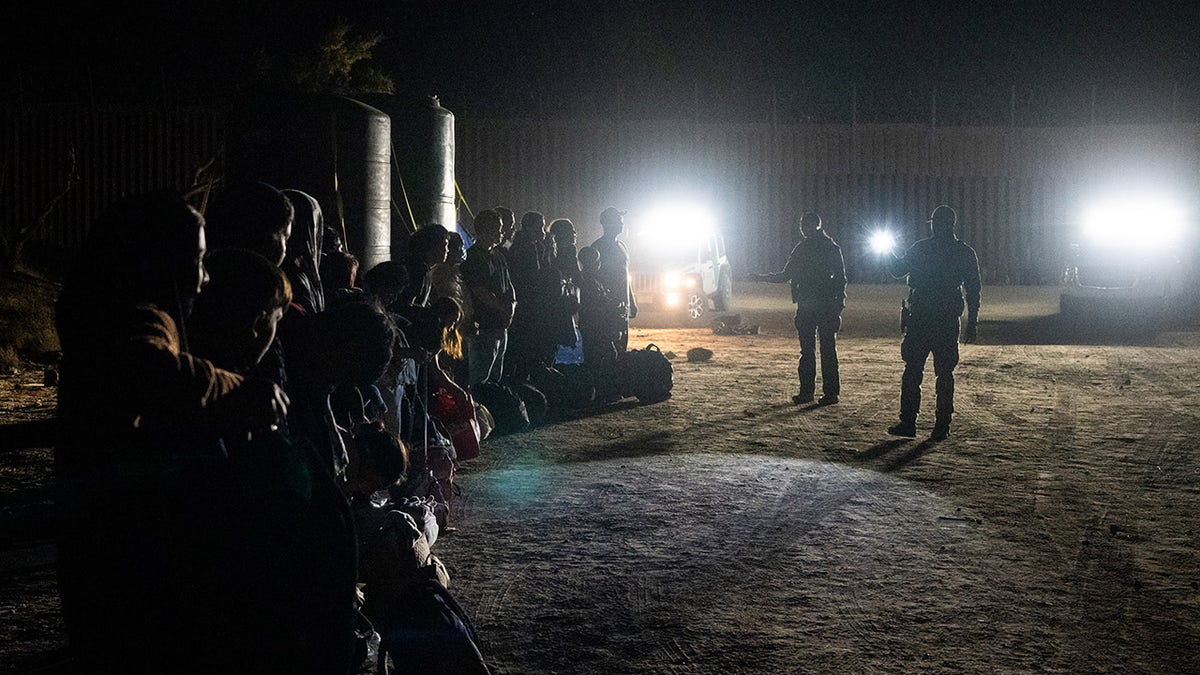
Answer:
xmin=223 ymin=92 xmax=392 ymax=272
xmin=355 ymin=94 xmax=456 ymax=254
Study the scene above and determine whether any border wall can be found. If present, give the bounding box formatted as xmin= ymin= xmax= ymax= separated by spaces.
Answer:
xmin=4 ymin=104 xmax=1199 ymax=283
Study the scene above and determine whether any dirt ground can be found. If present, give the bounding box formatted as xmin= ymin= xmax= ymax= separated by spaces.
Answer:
xmin=3 ymin=282 xmax=1200 ymax=674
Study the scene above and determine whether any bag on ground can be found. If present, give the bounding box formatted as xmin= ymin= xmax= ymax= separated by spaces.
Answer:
xmin=618 ymin=343 xmax=674 ymax=403
xmin=430 ymin=384 xmax=482 ymax=461
xmin=469 ymin=382 xmax=530 ymax=435
xmin=375 ymin=577 xmax=491 ymax=675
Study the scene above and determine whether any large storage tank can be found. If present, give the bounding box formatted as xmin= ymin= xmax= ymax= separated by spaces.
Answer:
xmin=355 ymin=94 xmax=456 ymax=249
xmin=222 ymin=92 xmax=392 ymax=271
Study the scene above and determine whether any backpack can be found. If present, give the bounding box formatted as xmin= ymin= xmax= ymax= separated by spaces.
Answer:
xmin=552 ymin=362 xmax=596 ymax=409
xmin=528 ymin=365 xmax=570 ymax=415
xmin=375 ymin=578 xmax=491 ymax=675
xmin=618 ymin=343 xmax=674 ymax=403
xmin=469 ymin=382 xmax=530 ymax=435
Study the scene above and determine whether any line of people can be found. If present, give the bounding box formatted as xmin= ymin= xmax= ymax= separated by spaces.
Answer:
xmin=52 ymin=180 xmax=647 ymax=673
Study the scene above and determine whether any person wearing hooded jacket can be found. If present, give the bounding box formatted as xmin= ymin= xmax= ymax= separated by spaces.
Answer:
xmin=281 ymin=188 xmax=327 ymax=315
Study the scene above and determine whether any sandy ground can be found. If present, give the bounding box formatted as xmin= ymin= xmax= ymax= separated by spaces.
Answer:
xmin=3 ymin=282 xmax=1200 ymax=674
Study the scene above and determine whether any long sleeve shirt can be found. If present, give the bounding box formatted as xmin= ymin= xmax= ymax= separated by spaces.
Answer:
xmin=760 ymin=234 xmax=847 ymax=314
xmin=889 ymin=236 xmax=982 ymax=321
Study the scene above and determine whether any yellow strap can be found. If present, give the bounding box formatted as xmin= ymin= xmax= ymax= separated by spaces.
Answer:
xmin=390 ymin=139 xmax=418 ymax=235
xmin=199 ymin=172 xmax=214 ymax=215
xmin=455 ymin=180 xmax=474 ymax=220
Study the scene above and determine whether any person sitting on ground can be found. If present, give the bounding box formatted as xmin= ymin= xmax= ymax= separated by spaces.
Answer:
xmin=203 ymin=181 xmax=298 ymax=387
xmin=187 ymin=245 xmax=363 ymax=674
xmin=283 ymin=299 xmax=398 ymax=478
xmin=189 ymin=248 xmax=292 ymax=374
xmin=280 ymin=188 xmax=327 ymax=315
xmin=322 ymin=248 xmax=363 ymax=304
xmin=397 ymin=224 xmax=451 ymax=311
xmin=53 ymin=190 xmax=295 ymax=673
xmin=203 ymin=180 xmax=294 ymax=266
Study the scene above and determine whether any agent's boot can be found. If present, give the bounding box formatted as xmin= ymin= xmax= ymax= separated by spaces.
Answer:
xmin=930 ymin=418 xmax=951 ymax=441
xmin=792 ymin=386 xmax=815 ymax=405
xmin=930 ymin=425 xmax=950 ymax=441
xmin=887 ymin=421 xmax=917 ymax=438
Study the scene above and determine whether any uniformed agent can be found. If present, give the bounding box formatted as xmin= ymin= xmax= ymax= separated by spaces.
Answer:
xmin=886 ymin=204 xmax=981 ymax=441
xmin=750 ymin=211 xmax=846 ymax=405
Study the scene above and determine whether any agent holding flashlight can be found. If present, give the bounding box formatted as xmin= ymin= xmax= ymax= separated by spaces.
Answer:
xmin=886 ymin=204 xmax=981 ymax=441
xmin=749 ymin=211 xmax=846 ymax=405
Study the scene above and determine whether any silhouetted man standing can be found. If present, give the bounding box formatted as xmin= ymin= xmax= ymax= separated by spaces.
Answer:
xmin=590 ymin=206 xmax=638 ymax=352
xmin=750 ymin=212 xmax=846 ymax=405
xmin=463 ymin=209 xmax=516 ymax=385
xmin=887 ymin=204 xmax=981 ymax=441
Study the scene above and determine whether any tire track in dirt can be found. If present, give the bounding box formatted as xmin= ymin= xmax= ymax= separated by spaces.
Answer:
xmin=1036 ymin=369 xmax=1142 ymax=670
xmin=712 ymin=460 xmax=895 ymax=672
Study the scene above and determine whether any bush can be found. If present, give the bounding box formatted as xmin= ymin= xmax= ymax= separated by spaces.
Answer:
xmin=0 ymin=276 xmax=61 ymax=373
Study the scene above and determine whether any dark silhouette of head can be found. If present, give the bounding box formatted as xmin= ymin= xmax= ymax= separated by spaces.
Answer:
xmin=280 ymin=189 xmax=324 ymax=269
xmin=65 ymin=190 xmax=208 ymax=316
xmin=495 ymin=206 xmax=516 ymax=244
xmin=798 ymin=211 xmax=823 ymax=239
xmin=513 ymin=221 xmax=544 ymax=248
xmin=407 ymin=225 xmax=451 ymax=266
xmin=520 ymin=211 xmax=546 ymax=234
xmin=929 ymin=205 xmax=957 ymax=239
xmin=323 ymin=226 xmax=346 ymax=254
xmin=321 ymin=250 xmax=360 ymax=292
xmin=578 ymin=245 xmax=601 ymax=273
xmin=362 ymin=260 xmax=409 ymax=308
xmin=204 ymin=181 xmax=294 ymax=266
xmin=600 ymin=206 xmax=626 ymax=235
xmin=191 ymin=248 xmax=293 ymax=372
xmin=315 ymin=299 xmax=397 ymax=387
xmin=344 ymin=420 xmax=408 ymax=495
xmin=473 ymin=209 xmax=503 ymax=249
xmin=549 ymin=218 xmax=576 ymax=246
xmin=445 ymin=232 xmax=466 ymax=265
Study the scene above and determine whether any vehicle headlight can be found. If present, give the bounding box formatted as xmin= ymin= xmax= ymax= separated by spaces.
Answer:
xmin=663 ymin=272 xmax=682 ymax=289
xmin=1082 ymin=196 xmax=1187 ymax=249
xmin=682 ymin=276 xmax=697 ymax=288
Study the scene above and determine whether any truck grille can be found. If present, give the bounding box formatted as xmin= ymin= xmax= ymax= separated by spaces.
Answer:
xmin=632 ymin=272 xmax=659 ymax=295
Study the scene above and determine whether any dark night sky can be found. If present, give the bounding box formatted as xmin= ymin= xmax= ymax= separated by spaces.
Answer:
xmin=4 ymin=1 xmax=1199 ymax=122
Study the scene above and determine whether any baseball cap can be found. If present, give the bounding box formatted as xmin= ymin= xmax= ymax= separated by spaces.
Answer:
xmin=599 ymin=206 xmax=627 ymax=224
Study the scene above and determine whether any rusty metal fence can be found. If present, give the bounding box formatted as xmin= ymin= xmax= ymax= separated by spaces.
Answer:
xmin=457 ymin=119 xmax=1200 ymax=283
xmin=5 ymin=104 xmax=1199 ymax=283
xmin=0 ymin=105 xmax=223 ymax=267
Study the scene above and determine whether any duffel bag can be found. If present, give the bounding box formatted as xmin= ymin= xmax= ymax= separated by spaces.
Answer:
xmin=619 ymin=343 xmax=673 ymax=403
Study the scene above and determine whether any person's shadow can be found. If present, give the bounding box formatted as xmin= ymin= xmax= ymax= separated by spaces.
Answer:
xmin=854 ymin=437 xmax=940 ymax=472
